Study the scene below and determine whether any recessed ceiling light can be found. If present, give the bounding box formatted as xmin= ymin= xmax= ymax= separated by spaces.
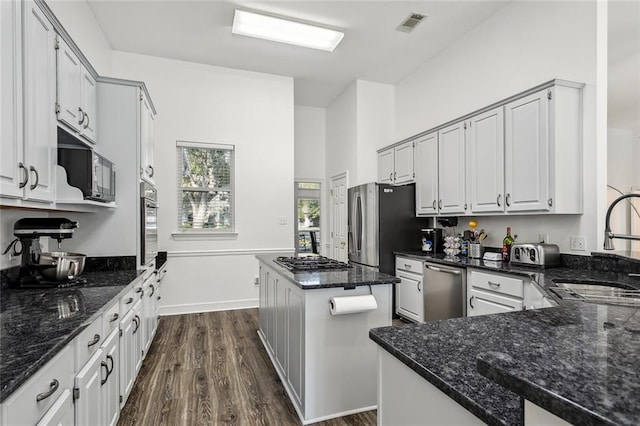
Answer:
xmin=232 ymin=9 xmax=344 ymax=52
xmin=397 ymin=13 xmax=426 ymax=33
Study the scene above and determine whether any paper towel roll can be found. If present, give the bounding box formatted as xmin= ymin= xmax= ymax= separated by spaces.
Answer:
xmin=329 ymin=294 xmax=377 ymax=315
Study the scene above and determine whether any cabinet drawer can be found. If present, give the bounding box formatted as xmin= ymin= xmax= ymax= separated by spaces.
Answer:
xmin=2 ymin=345 xmax=74 ymax=426
xmin=102 ymin=301 xmax=120 ymax=338
xmin=75 ymin=316 xmax=103 ymax=371
xmin=468 ymin=288 xmax=523 ymax=317
xmin=120 ymin=282 xmax=143 ymax=316
xmin=396 ymin=257 xmax=423 ymax=275
xmin=469 ymin=270 xmax=524 ymax=298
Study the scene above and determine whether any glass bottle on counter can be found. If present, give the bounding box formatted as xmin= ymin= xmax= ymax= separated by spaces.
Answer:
xmin=502 ymin=227 xmax=514 ymax=261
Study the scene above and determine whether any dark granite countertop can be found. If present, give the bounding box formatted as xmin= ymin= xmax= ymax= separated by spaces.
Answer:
xmin=0 ymin=269 xmax=144 ymax=402
xmin=256 ymin=254 xmax=399 ymax=290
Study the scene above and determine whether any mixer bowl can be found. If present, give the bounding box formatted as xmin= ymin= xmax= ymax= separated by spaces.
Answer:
xmin=38 ymin=252 xmax=86 ymax=282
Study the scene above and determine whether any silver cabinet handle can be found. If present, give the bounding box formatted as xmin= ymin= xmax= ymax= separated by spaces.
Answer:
xmin=464 ymin=203 xmax=467 ymax=211
xmin=432 ymin=200 xmax=436 ymax=210
xmin=100 ymin=361 xmax=109 ymax=385
xmin=389 ymin=172 xmax=392 ymax=182
xmin=404 ymin=264 xmax=411 ymax=269
xmin=488 ymin=281 xmax=501 ymax=288
xmin=133 ymin=315 xmax=140 ymax=334
xmin=125 ymin=297 xmax=133 ymax=304
xmin=394 ymin=171 xmax=397 ymax=181
xmin=506 ymin=193 xmax=511 ymax=207
xmin=110 ymin=313 xmax=119 ymax=322
xmin=18 ymin=163 xmax=28 ymax=188
xmin=78 ymin=107 xmax=85 ymax=125
xmin=136 ymin=288 xmax=143 ymax=294
xmin=149 ymin=284 xmax=155 ymax=297
xmin=469 ymin=296 xmax=475 ymax=309
xmin=83 ymin=112 xmax=89 ymax=129
xmin=417 ymin=282 xmax=422 ymax=292
xmin=148 ymin=165 xmax=154 ymax=177
xmin=438 ymin=199 xmax=442 ymax=210
xmin=29 ymin=166 xmax=39 ymax=190
xmin=87 ymin=333 xmax=101 ymax=347
xmin=497 ymin=194 xmax=502 ymax=207
xmin=427 ymin=265 xmax=461 ymax=275
xmin=36 ymin=379 xmax=59 ymax=402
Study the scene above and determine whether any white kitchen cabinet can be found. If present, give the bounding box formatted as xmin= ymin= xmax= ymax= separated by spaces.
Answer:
xmin=101 ymin=329 xmax=120 ymax=426
xmin=140 ymin=92 xmax=156 ymax=184
xmin=438 ymin=121 xmax=467 ymax=215
xmin=74 ymin=349 xmax=104 ymax=426
xmin=468 ymin=288 xmax=523 ymax=316
xmin=466 ymin=269 xmax=527 ymax=317
xmin=35 ymin=389 xmax=74 ymax=426
xmin=142 ymin=273 xmax=160 ymax=353
xmin=504 ymin=83 xmax=583 ymax=214
xmin=415 ymin=132 xmax=439 ymax=216
xmin=56 ymin=36 xmax=98 ymax=144
xmin=378 ymin=148 xmax=394 ymax=184
xmin=467 ymin=107 xmax=505 ymax=213
xmin=377 ymin=140 xmax=415 ymax=185
xmin=132 ymin=298 xmax=144 ymax=374
xmin=395 ymin=256 xmax=424 ymax=323
xmin=0 ymin=0 xmax=24 ymax=199
xmin=16 ymin=0 xmax=56 ymax=203
xmin=286 ymin=286 xmax=304 ymax=406
xmin=118 ymin=308 xmax=135 ymax=407
xmin=275 ymin=276 xmax=287 ymax=372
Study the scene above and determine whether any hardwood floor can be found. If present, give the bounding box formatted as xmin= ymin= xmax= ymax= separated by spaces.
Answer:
xmin=118 ymin=309 xmax=377 ymax=426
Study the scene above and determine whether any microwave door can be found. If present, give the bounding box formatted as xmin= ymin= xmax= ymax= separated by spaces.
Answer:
xmin=92 ymin=156 xmax=101 ymax=199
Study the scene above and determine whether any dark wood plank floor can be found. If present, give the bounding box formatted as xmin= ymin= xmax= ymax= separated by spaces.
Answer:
xmin=118 ymin=309 xmax=377 ymax=426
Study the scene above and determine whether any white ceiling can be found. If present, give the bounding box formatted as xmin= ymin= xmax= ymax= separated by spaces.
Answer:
xmin=86 ymin=0 xmax=510 ymax=107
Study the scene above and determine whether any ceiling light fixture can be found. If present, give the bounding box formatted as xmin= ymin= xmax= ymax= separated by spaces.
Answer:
xmin=232 ymin=9 xmax=344 ymax=52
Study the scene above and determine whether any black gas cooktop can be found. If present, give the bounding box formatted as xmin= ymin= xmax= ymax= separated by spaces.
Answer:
xmin=274 ymin=256 xmax=352 ymax=272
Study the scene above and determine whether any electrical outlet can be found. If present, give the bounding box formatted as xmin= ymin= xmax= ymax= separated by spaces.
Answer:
xmin=570 ymin=236 xmax=587 ymax=251
xmin=254 ymin=276 xmax=260 ymax=286
xmin=278 ymin=216 xmax=287 ymax=225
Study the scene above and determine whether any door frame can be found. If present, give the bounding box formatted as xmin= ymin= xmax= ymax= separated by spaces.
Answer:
xmin=329 ymin=172 xmax=348 ymax=261
xmin=294 ymin=179 xmax=323 ymax=255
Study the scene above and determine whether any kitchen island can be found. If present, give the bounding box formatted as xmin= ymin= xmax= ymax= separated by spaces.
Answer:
xmin=256 ymin=255 xmax=398 ymax=425
xmin=371 ymin=253 xmax=640 ymax=425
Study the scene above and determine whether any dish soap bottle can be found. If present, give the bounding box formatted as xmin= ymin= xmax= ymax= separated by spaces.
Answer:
xmin=502 ymin=227 xmax=514 ymax=261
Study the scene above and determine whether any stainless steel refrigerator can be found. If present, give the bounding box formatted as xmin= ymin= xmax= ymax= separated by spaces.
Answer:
xmin=348 ymin=182 xmax=430 ymax=275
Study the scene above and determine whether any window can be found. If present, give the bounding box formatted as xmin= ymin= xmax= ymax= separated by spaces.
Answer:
xmin=176 ymin=141 xmax=234 ymax=233
xmin=295 ymin=181 xmax=321 ymax=254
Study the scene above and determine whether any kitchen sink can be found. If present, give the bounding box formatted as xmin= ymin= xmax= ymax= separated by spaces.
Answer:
xmin=550 ymin=281 xmax=640 ymax=307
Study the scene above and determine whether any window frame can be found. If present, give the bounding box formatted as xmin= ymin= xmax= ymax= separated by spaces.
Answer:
xmin=172 ymin=140 xmax=237 ymax=240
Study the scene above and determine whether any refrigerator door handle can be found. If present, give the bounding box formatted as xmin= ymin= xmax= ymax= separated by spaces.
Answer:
xmin=356 ymin=194 xmax=363 ymax=252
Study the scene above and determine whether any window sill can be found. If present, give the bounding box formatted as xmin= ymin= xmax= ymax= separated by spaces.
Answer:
xmin=171 ymin=231 xmax=238 ymax=241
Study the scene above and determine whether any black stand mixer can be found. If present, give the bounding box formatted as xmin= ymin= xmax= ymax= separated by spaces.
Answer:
xmin=4 ymin=218 xmax=79 ymax=286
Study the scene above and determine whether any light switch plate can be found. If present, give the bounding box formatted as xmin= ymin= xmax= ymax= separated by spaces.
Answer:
xmin=570 ymin=236 xmax=586 ymax=251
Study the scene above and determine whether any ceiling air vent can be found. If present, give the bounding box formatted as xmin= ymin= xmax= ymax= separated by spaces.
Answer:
xmin=396 ymin=13 xmax=426 ymax=33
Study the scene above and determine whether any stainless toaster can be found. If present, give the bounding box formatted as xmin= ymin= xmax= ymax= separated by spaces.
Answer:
xmin=510 ymin=243 xmax=561 ymax=267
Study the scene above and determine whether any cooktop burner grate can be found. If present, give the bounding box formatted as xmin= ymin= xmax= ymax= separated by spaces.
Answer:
xmin=274 ymin=256 xmax=352 ymax=272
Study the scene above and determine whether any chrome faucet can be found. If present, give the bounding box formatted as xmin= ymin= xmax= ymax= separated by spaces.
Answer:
xmin=604 ymin=193 xmax=640 ymax=250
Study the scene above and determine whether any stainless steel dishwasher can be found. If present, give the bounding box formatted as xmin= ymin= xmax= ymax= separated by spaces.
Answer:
xmin=423 ymin=262 xmax=466 ymax=320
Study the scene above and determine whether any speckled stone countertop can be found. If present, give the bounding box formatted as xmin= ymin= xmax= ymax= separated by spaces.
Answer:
xmin=256 ymin=254 xmax=399 ymax=289
xmin=0 ymin=269 xmax=144 ymax=402
xmin=374 ymin=252 xmax=640 ymax=425
xmin=476 ymin=302 xmax=640 ymax=426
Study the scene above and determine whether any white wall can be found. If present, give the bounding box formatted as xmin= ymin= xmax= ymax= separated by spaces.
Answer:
xmin=607 ymin=127 xmax=637 ymax=251
xmin=46 ymin=0 xmax=113 ymax=75
xmin=106 ymin=51 xmax=295 ymax=314
xmin=295 ymin=105 xmax=326 ymax=180
xmin=326 ymin=81 xmax=357 ymax=182
xmin=394 ymin=1 xmax=599 ymax=253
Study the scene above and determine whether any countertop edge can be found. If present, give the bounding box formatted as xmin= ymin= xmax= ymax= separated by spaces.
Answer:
xmin=370 ymin=331 xmax=512 ymax=426
xmin=0 ymin=271 xmax=145 ymax=402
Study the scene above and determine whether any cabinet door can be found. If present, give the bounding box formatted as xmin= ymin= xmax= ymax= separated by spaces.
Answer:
xmin=286 ymin=286 xmax=304 ymax=406
xmin=377 ymin=149 xmax=394 ymax=184
xmin=101 ymin=329 xmax=120 ymax=426
xmin=396 ymin=271 xmax=423 ymax=322
xmin=438 ymin=121 xmax=467 ymax=215
xmin=23 ymin=1 xmax=56 ymax=203
xmin=119 ymin=309 xmax=135 ymax=406
xmin=275 ymin=278 xmax=287 ymax=372
xmin=140 ymin=93 xmax=155 ymax=184
xmin=259 ymin=266 xmax=268 ymax=335
xmin=265 ymin=271 xmax=276 ymax=352
xmin=415 ymin=132 xmax=438 ymax=215
xmin=80 ymin=66 xmax=97 ymax=143
xmin=0 ymin=0 xmax=24 ymax=199
xmin=504 ymin=90 xmax=550 ymax=212
xmin=132 ymin=299 xmax=143 ymax=373
xmin=468 ymin=108 xmax=504 ymax=213
xmin=467 ymin=289 xmax=522 ymax=317
xmin=56 ymin=36 xmax=82 ymax=131
xmin=74 ymin=349 xmax=104 ymax=426
xmin=35 ymin=389 xmax=74 ymax=426
xmin=394 ymin=141 xmax=414 ymax=184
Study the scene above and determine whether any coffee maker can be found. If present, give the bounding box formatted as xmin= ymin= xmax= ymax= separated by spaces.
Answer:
xmin=421 ymin=228 xmax=444 ymax=254
xmin=8 ymin=218 xmax=79 ymax=285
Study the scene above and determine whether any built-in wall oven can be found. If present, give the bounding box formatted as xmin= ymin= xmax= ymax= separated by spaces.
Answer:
xmin=140 ymin=182 xmax=158 ymax=266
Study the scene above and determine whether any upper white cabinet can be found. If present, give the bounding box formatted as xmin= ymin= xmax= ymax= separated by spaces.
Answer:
xmin=438 ymin=121 xmax=467 ymax=215
xmin=415 ymin=132 xmax=438 ymax=216
xmin=504 ymin=84 xmax=582 ymax=214
xmin=378 ymin=140 xmax=414 ymax=185
xmin=139 ymin=92 xmax=155 ymax=184
xmin=56 ymin=36 xmax=98 ymax=144
xmin=21 ymin=0 xmax=57 ymax=203
xmin=467 ymin=107 xmax=504 ymax=213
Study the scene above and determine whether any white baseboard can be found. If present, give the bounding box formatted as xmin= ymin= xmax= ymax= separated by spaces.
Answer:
xmin=158 ymin=298 xmax=258 ymax=316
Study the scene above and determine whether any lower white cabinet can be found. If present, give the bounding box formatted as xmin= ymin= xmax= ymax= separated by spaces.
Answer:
xmin=395 ymin=256 xmax=424 ymax=323
xmin=36 ymin=389 xmax=74 ymax=426
xmin=119 ymin=308 xmax=136 ymax=406
xmin=101 ymin=329 xmax=120 ymax=426
xmin=74 ymin=349 xmax=104 ymax=426
xmin=467 ymin=269 xmax=527 ymax=317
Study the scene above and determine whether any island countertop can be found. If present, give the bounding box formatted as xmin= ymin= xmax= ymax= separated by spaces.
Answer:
xmin=0 ymin=269 xmax=144 ymax=402
xmin=256 ymin=254 xmax=399 ymax=289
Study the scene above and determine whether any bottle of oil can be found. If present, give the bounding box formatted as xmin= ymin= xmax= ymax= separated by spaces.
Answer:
xmin=502 ymin=227 xmax=514 ymax=261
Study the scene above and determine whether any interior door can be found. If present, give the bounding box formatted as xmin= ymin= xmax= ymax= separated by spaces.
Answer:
xmin=330 ymin=173 xmax=348 ymax=262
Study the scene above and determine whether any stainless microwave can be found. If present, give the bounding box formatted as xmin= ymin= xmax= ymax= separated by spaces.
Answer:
xmin=58 ymin=146 xmax=116 ymax=202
